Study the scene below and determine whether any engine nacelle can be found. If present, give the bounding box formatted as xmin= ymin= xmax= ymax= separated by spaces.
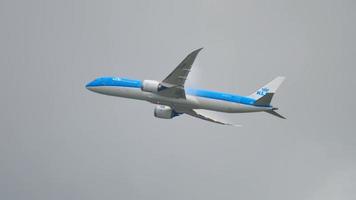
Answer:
xmin=141 ymin=80 xmax=165 ymax=93
xmin=154 ymin=105 xmax=178 ymax=119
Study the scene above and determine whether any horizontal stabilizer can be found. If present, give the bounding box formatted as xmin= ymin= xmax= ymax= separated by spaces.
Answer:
xmin=265 ymin=109 xmax=286 ymax=119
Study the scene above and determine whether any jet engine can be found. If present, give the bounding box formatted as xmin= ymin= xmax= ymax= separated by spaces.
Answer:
xmin=154 ymin=105 xmax=179 ymax=119
xmin=141 ymin=80 xmax=166 ymax=93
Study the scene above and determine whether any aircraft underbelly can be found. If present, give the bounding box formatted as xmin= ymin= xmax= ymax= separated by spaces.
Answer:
xmin=146 ymin=94 xmax=267 ymax=113
xmin=185 ymin=95 xmax=266 ymax=113
xmin=91 ymin=87 xmax=268 ymax=113
xmin=89 ymin=86 xmax=147 ymax=100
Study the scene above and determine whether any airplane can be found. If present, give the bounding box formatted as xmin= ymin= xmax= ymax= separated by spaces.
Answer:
xmin=86 ymin=48 xmax=285 ymax=126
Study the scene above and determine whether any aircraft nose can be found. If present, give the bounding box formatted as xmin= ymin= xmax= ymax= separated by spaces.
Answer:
xmin=86 ymin=79 xmax=100 ymax=91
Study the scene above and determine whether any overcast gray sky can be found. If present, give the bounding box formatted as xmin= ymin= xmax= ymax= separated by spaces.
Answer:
xmin=1 ymin=0 xmax=356 ymax=199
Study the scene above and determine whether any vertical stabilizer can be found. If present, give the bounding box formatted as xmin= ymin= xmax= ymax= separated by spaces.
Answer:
xmin=249 ymin=77 xmax=285 ymax=101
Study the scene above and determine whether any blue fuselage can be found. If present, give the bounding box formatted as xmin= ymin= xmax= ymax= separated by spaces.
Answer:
xmin=86 ymin=77 xmax=272 ymax=113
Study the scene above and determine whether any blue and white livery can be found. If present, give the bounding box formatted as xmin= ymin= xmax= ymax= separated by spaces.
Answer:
xmin=86 ymin=48 xmax=285 ymax=126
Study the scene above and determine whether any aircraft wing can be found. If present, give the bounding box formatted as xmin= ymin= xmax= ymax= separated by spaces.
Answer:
xmin=183 ymin=109 xmax=241 ymax=126
xmin=158 ymin=48 xmax=202 ymax=98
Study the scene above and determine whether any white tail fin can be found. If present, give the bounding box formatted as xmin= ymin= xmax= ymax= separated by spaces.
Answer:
xmin=249 ymin=76 xmax=285 ymax=102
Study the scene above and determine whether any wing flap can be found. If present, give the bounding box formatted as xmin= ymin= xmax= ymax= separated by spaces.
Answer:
xmin=183 ymin=109 xmax=241 ymax=126
xmin=157 ymin=48 xmax=203 ymax=99
xmin=162 ymin=48 xmax=202 ymax=87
